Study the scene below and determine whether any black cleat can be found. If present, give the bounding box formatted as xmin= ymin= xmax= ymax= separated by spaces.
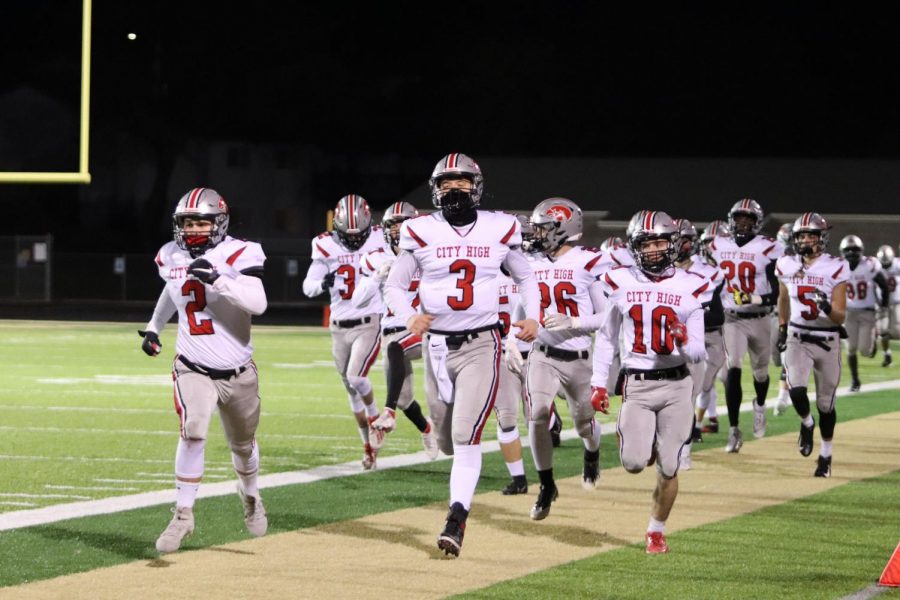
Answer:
xmin=437 ymin=502 xmax=469 ymax=557
xmin=849 ymin=380 xmax=861 ymax=392
xmin=582 ymin=456 xmax=600 ymax=490
xmin=814 ymin=455 xmax=832 ymax=478
xmin=550 ymin=405 xmax=563 ymax=447
xmin=501 ymin=476 xmax=528 ymax=495
xmin=882 ymin=354 xmax=893 ymax=368
xmin=799 ymin=420 xmax=815 ymax=457
xmin=692 ymin=426 xmax=703 ymax=443
xmin=529 ymin=484 xmax=558 ymax=520
xmin=701 ymin=417 xmax=719 ymax=434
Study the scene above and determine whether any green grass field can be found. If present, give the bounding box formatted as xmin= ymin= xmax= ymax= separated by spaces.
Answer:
xmin=1 ymin=320 xmax=899 ymax=597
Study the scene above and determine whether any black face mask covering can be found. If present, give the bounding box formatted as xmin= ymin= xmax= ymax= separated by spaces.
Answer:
xmin=441 ymin=189 xmax=477 ymax=226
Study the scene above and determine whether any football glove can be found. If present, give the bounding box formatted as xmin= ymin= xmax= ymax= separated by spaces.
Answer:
xmin=505 ymin=337 xmax=525 ymax=376
xmin=188 ymin=258 xmax=220 ymax=284
xmin=544 ymin=313 xmax=581 ymax=331
xmin=732 ymin=289 xmax=762 ymax=306
xmin=667 ymin=319 xmax=688 ymax=347
xmin=812 ymin=290 xmax=832 ymax=315
xmin=590 ymin=386 xmax=609 ymax=414
xmin=776 ymin=324 xmax=788 ymax=353
xmin=138 ymin=330 xmax=161 ymax=357
xmin=321 ymin=270 xmax=337 ymax=291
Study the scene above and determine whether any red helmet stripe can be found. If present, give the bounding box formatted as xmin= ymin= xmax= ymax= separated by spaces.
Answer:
xmin=347 ymin=195 xmax=356 ymax=230
xmin=393 ymin=201 xmax=403 ymax=216
xmin=802 ymin=212 xmax=811 ymax=227
xmin=742 ymin=198 xmax=751 ymax=209
xmin=447 ymin=153 xmax=457 ymax=169
xmin=643 ymin=211 xmax=655 ymax=231
xmin=188 ymin=187 xmax=204 ymax=209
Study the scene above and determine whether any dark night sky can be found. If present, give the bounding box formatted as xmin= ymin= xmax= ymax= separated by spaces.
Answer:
xmin=4 ymin=1 xmax=900 ymax=159
xmin=2 ymin=1 xmax=900 ymax=258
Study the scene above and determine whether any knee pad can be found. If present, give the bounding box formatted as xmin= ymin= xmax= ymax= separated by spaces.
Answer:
xmin=348 ymin=393 xmax=366 ymax=413
xmin=182 ymin=416 xmax=212 ymax=442
xmin=752 ymin=365 xmax=769 ymax=382
xmin=229 ymin=437 xmax=256 ymax=458
xmin=497 ymin=425 xmax=520 ymax=444
xmin=347 ymin=375 xmax=372 ymax=397
xmin=621 ymin=458 xmax=645 ymax=474
xmin=529 ymin=403 xmax=551 ymax=426
xmin=175 ymin=437 xmax=206 ymax=479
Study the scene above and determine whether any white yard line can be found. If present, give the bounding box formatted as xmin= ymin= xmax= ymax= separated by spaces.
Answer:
xmin=840 ymin=584 xmax=891 ymax=600
xmin=1 ymin=379 xmax=898 ymax=533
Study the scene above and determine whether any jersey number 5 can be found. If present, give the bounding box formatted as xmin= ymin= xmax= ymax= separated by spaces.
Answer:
xmin=447 ymin=259 xmax=476 ymax=310
xmin=182 ymin=280 xmax=215 ymax=335
xmin=797 ymin=285 xmax=820 ymax=320
xmin=628 ymin=304 xmax=676 ymax=355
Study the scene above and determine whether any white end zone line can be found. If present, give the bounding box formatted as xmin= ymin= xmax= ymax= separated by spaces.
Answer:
xmin=2 ymin=379 xmax=898 ymax=533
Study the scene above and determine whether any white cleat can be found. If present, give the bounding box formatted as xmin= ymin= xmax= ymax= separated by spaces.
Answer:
xmin=752 ymin=407 xmax=767 ymax=439
xmin=725 ymin=427 xmax=743 ymax=453
xmin=237 ymin=484 xmax=268 ymax=537
xmin=156 ymin=506 xmax=194 ymax=554
xmin=421 ymin=417 xmax=439 ymax=460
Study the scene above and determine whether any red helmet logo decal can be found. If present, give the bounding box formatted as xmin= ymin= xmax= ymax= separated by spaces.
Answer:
xmin=545 ymin=205 xmax=572 ymax=221
xmin=218 ymin=198 xmax=228 ymax=211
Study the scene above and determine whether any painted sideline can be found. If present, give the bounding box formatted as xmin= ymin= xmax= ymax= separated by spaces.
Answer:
xmin=2 ymin=379 xmax=898 ymax=532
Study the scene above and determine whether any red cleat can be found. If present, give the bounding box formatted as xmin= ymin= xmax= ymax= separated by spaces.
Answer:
xmin=646 ymin=531 xmax=669 ymax=554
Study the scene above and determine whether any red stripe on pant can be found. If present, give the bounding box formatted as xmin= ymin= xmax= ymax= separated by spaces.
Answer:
xmin=467 ymin=329 xmax=502 ymax=445
xmin=359 ymin=336 xmax=382 ymax=377
xmin=172 ymin=367 xmax=187 ymax=439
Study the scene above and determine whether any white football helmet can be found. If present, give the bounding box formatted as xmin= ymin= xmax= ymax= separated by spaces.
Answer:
xmin=381 ymin=201 xmax=419 ymax=248
xmin=791 ymin=212 xmax=831 ymax=257
xmin=333 ymin=194 xmax=373 ymax=251
xmin=839 ymin=235 xmax=864 ymax=263
xmin=628 ymin=211 xmax=680 ymax=275
xmin=530 ymin=198 xmax=583 ymax=254
xmin=428 ymin=153 xmax=484 ymax=218
xmin=173 ymin=187 xmax=230 ymax=255
xmin=600 ymin=236 xmax=625 ymax=252
xmin=516 ymin=214 xmax=538 ymax=253
xmin=698 ymin=219 xmax=730 ymax=261
xmin=728 ymin=198 xmax=765 ymax=244
xmin=877 ymin=245 xmax=895 ymax=269
xmin=673 ymin=218 xmax=698 ymax=261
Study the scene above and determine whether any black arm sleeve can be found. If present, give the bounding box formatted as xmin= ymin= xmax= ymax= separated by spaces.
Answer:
xmin=758 ymin=260 xmax=780 ymax=307
xmin=240 ymin=266 xmax=265 ymax=279
xmin=874 ymin=271 xmax=891 ymax=307
xmin=703 ymin=281 xmax=725 ymax=329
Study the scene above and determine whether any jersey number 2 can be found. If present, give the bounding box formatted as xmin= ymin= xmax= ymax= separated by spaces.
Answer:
xmin=182 ymin=280 xmax=215 ymax=335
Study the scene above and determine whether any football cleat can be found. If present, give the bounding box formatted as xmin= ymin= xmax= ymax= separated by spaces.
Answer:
xmin=582 ymin=456 xmax=600 ymax=490
xmin=236 ymin=484 xmax=267 ymax=537
xmin=882 ymin=353 xmax=893 ymax=368
xmin=156 ymin=506 xmax=194 ymax=554
xmin=774 ymin=393 xmax=791 ymax=416
xmin=367 ymin=415 xmax=386 ymax=450
xmin=501 ymin=476 xmax=529 ymax=495
xmin=421 ymin=417 xmax=439 ymax=460
xmin=530 ymin=484 xmax=559 ymax=520
xmin=752 ymin=406 xmax=767 ymax=439
xmin=362 ymin=442 xmax=378 ymax=470
xmin=701 ymin=417 xmax=719 ymax=434
xmin=370 ymin=408 xmax=396 ymax=433
xmin=849 ymin=380 xmax=861 ymax=392
xmin=814 ymin=455 xmax=832 ymax=478
xmin=437 ymin=502 xmax=469 ymax=557
xmin=725 ymin=427 xmax=743 ymax=453
xmin=798 ymin=420 xmax=815 ymax=457
xmin=646 ymin=531 xmax=669 ymax=554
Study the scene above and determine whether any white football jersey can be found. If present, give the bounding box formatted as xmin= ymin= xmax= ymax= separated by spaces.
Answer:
xmin=883 ymin=258 xmax=900 ymax=305
xmin=710 ymin=235 xmax=782 ymax=312
xmin=397 ymin=210 xmax=520 ymax=332
xmin=309 ymin=229 xmax=385 ymax=320
xmin=776 ymin=253 xmax=849 ymax=331
xmin=532 ymin=246 xmax=606 ymax=351
xmin=154 ymin=237 xmax=265 ymax=369
xmin=593 ymin=265 xmax=707 ymax=385
xmin=845 ymin=256 xmax=882 ymax=310
xmin=682 ymin=259 xmax=721 ymax=305
xmin=358 ymin=247 xmax=420 ymax=330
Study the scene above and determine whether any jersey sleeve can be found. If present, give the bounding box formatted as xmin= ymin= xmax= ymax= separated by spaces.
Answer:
xmin=398 ymin=219 xmax=428 ymax=252
xmin=311 ymin=234 xmax=333 ymax=261
xmin=498 ymin=213 xmax=522 ymax=248
xmin=224 ymin=241 xmax=266 ymax=273
xmin=153 ymin=243 xmax=173 ymax=281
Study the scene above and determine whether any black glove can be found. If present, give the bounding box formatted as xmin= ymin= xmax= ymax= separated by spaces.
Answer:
xmin=776 ymin=324 xmax=788 ymax=353
xmin=321 ymin=270 xmax=337 ymax=290
xmin=188 ymin=258 xmax=220 ymax=284
xmin=813 ymin=290 xmax=832 ymax=315
xmin=138 ymin=330 xmax=161 ymax=357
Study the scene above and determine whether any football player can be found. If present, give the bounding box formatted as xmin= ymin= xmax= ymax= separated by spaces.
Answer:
xmin=672 ymin=218 xmax=724 ymax=470
xmin=591 ymin=211 xmax=708 ymax=553
xmin=302 ymin=194 xmax=386 ymax=470
xmin=520 ymin=198 xmax=606 ymax=520
xmin=384 ymin=153 xmax=539 ymax=558
xmin=140 ymin=188 xmax=268 ymax=553
xmin=776 ymin=213 xmax=848 ymax=477
xmin=876 ymin=245 xmax=900 ymax=366
xmin=354 ymin=202 xmax=439 ymax=459
xmin=839 ymin=235 xmax=890 ymax=390
xmin=710 ymin=199 xmax=783 ymax=452
xmin=772 ymin=223 xmax=796 ymax=415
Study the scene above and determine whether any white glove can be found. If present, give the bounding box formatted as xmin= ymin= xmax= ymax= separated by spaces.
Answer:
xmin=544 ymin=313 xmax=581 ymax=331
xmin=505 ymin=337 xmax=525 ymax=375
xmin=374 ymin=261 xmax=392 ymax=282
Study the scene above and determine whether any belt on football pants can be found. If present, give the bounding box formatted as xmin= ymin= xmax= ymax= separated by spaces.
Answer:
xmin=333 ymin=316 xmax=372 ymax=328
xmin=537 ymin=344 xmax=589 ymax=361
xmin=382 ymin=326 xmax=406 ymax=336
xmin=624 ymin=364 xmax=690 ymax=381
xmin=430 ymin=323 xmax=500 ymax=351
xmin=178 ymin=355 xmax=248 ymax=380
xmin=728 ymin=310 xmax=772 ymax=320
xmin=792 ymin=332 xmax=835 ymax=352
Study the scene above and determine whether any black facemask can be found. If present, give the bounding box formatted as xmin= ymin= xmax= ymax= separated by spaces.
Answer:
xmin=843 ymin=250 xmax=861 ymax=268
xmin=441 ymin=189 xmax=477 ymax=226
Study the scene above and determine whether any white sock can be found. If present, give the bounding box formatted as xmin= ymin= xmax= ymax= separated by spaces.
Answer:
xmin=802 ymin=415 xmax=814 ymax=428
xmin=506 ymin=458 xmax=525 ymax=477
xmin=778 ymin=387 xmax=790 ymax=401
xmin=820 ymin=440 xmax=833 ymax=458
xmin=232 ymin=442 xmax=260 ymax=497
xmin=449 ymin=444 xmax=482 ymax=510
xmin=358 ymin=426 xmax=369 ymax=444
xmin=176 ymin=481 xmax=200 ymax=508
xmin=364 ymin=403 xmax=379 ymax=418
xmin=581 ymin=419 xmax=601 ymax=452
xmin=754 ymin=403 xmax=766 ymax=413
xmin=707 ymin=389 xmax=718 ymax=418
xmin=174 ymin=438 xmax=205 ymax=508
xmin=648 ymin=517 xmax=666 ymax=533
xmin=886 ymin=349 xmax=892 ymax=355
